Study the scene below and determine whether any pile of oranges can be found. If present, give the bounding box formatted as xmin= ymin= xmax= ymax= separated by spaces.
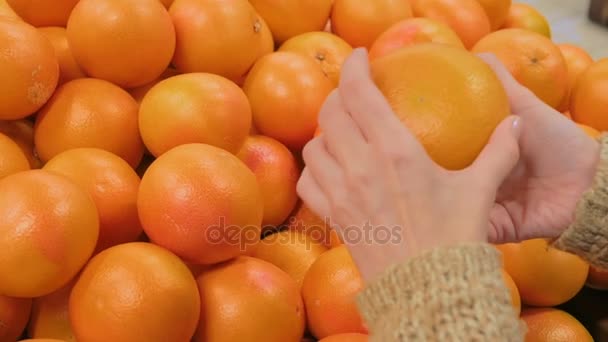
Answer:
xmin=0 ymin=0 xmax=607 ymax=341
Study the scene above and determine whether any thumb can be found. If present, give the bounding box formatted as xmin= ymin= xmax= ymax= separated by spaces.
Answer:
xmin=470 ymin=115 xmax=522 ymax=188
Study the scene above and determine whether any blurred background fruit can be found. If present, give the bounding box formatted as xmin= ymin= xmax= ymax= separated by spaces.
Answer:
xmin=287 ymin=203 xmax=343 ymax=248
xmin=521 ymin=308 xmax=593 ymax=341
xmin=476 ymin=0 xmax=511 ymax=30
xmin=0 ymin=295 xmax=32 ymax=342
xmin=502 ymin=2 xmax=552 ymax=38
xmin=27 ymin=280 xmax=76 ymax=342
xmin=37 ymin=27 xmax=85 ymax=87
xmin=570 ymin=58 xmax=608 ymax=131
xmin=0 ymin=132 xmax=30 ymax=180
xmin=5 ymin=0 xmax=78 ymax=27
xmin=557 ymin=43 xmax=594 ymax=111
xmin=128 ymin=68 xmax=180 ymax=105
xmin=0 ymin=119 xmax=39 ymax=168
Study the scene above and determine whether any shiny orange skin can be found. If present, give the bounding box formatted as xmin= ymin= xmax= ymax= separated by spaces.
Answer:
xmin=139 ymin=73 xmax=252 ymax=157
xmin=369 ymin=17 xmax=465 ymax=60
xmin=302 ymin=246 xmax=367 ymax=339
xmin=331 ymin=0 xmax=413 ymax=49
xmin=411 ymin=0 xmax=491 ymax=49
xmin=34 ymin=78 xmax=144 ymax=168
xmin=128 ymin=68 xmax=180 ymax=104
xmin=586 ymin=266 xmax=608 ymax=290
xmin=251 ymin=230 xmax=328 ymax=289
xmin=37 ymin=27 xmax=86 ymax=86
xmin=69 ymin=242 xmax=200 ymax=342
xmin=476 ymin=0 xmax=511 ymax=30
xmin=0 ymin=170 xmax=99 ymax=298
xmin=193 ymin=256 xmax=305 ymax=342
xmin=28 ymin=280 xmax=76 ymax=342
xmin=66 ymin=0 xmax=175 ymax=88
xmin=249 ymin=0 xmax=332 ymax=44
xmin=557 ymin=43 xmax=594 ymax=111
xmin=0 ymin=132 xmax=30 ymax=180
xmin=0 ymin=18 xmax=59 ymax=120
xmin=571 ymin=59 xmax=608 ymax=131
xmin=502 ymin=3 xmax=551 ymax=38
xmin=502 ymin=269 xmax=521 ymax=316
xmin=237 ymin=135 xmax=299 ymax=228
xmin=6 ymin=0 xmax=79 ymax=26
xmin=170 ymin=0 xmax=273 ymax=83
xmin=0 ymin=295 xmax=32 ymax=342
xmin=371 ymin=43 xmax=509 ymax=170
xmin=138 ymin=143 xmax=263 ymax=265
xmin=521 ymin=308 xmax=593 ymax=342
xmin=577 ymin=124 xmax=601 ymax=139
xmin=319 ymin=333 xmax=369 ymax=342
xmin=278 ymin=31 xmax=353 ymax=85
xmin=43 ymin=148 xmax=142 ymax=254
xmin=243 ymin=52 xmax=334 ymax=151
xmin=496 ymin=239 xmax=589 ymax=307
xmin=0 ymin=119 xmax=41 ymax=168
xmin=472 ymin=28 xmax=568 ymax=109
xmin=287 ymin=203 xmax=343 ymax=248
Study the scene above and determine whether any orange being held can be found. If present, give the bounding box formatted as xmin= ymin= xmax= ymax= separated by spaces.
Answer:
xmin=34 ymin=78 xmax=144 ymax=168
xmin=476 ymin=0 xmax=511 ymax=30
xmin=243 ymin=52 xmax=334 ymax=151
xmin=128 ymin=68 xmax=180 ymax=104
xmin=0 ymin=132 xmax=30 ymax=180
xmin=570 ymin=58 xmax=608 ymax=131
xmin=249 ymin=0 xmax=332 ymax=44
xmin=138 ymin=143 xmax=263 ymax=265
xmin=66 ymin=0 xmax=175 ymax=88
xmin=0 ymin=119 xmax=40 ymax=168
xmin=28 ymin=279 xmax=76 ymax=342
xmin=319 ymin=333 xmax=369 ymax=342
xmin=472 ymin=28 xmax=568 ymax=109
xmin=501 ymin=269 xmax=521 ymax=316
xmin=139 ymin=73 xmax=252 ymax=157
xmin=69 ymin=242 xmax=200 ymax=342
xmin=331 ymin=0 xmax=414 ymax=49
xmin=0 ymin=17 xmax=59 ymax=120
xmin=557 ymin=43 xmax=594 ymax=111
xmin=371 ymin=43 xmax=509 ymax=170
xmin=237 ymin=135 xmax=299 ymax=228
xmin=37 ymin=27 xmax=86 ymax=86
xmin=287 ymin=203 xmax=343 ymax=248
xmin=0 ymin=170 xmax=99 ymax=298
xmin=586 ymin=266 xmax=608 ymax=290
xmin=278 ymin=31 xmax=353 ymax=85
xmin=193 ymin=256 xmax=305 ymax=342
xmin=496 ymin=239 xmax=589 ymax=307
xmin=170 ymin=0 xmax=273 ymax=84
xmin=521 ymin=308 xmax=593 ymax=342
xmin=368 ymin=18 xmax=465 ymax=60
xmin=577 ymin=124 xmax=601 ymax=139
xmin=302 ymin=245 xmax=367 ymax=339
xmin=410 ymin=0 xmax=491 ymax=49
xmin=43 ymin=148 xmax=142 ymax=254
xmin=6 ymin=0 xmax=79 ymax=27
xmin=0 ymin=295 xmax=32 ymax=342
xmin=502 ymin=2 xmax=551 ymax=38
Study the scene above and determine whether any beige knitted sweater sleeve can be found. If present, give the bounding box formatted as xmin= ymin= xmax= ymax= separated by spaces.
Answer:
xmin=357 ymin=135 xmax=608 ymax=342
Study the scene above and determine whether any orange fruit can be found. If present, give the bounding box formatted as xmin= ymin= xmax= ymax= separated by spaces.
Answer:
xmin=557 ymin=43 xmax=594 ymax=111
xmin=251 ymin=230 xmax=328 ymax=288
xmin=0 ymin=132 xmax=30 ymax=179
xmin=287 ymin=203 xmax=343 ymax=248
xmin=243 ymin=52 xmax=334 ymax=151
xmin=249 ymin=0 xmax=332 ymax=44
xmin=371 ymin=43 xmax=509 ymax=170
xmin=319 ymin=333 xmax=369 ymax=342
xmin=586 ymin=266 xmax=608 ymax=290
xmin=28 ymin=280 xmax=76 ymax=342
xmin=501 ymin=269 xmax=521 ymax=316
xmin=34 ymin=78 xmax=144 ymax=168
xmin=0 ymin=119 xmax=40 ymax=168
xmin=476 ymin=0 xmax=511 ymax=30
xmin=0 ymin=0 xmax=21 ymax=20
xmin=521 ymin=308 xmax=593 ymax=342
xmin=302 ymin=245 xmax=367 ymax=339
xmin=502 ymin=2 xmax=551 ymax=38
xmin=472 ymin=28 xmax=568 ymax=109
xmin=18 ymin=340 xmax=66 ymax=342
xmin=0 ymin=170 xmax=99 ymax=298
xmin=37 ymin=27 xmax=86 ymax=86
xmin=563 ymin=110 xmax=572 ymax=119
xmin=43 ymin=148 xmax=142 ymax=253
xmin=139 ymin=73 xmax=252 ymax=157
xmin=128 ymin=68 xmax=180 ymax=104
xmin=69 ymin=242 xmax=200 ymax=342
xmin=193 ymin=256 xmax=305 ymax=342
xmin=278 ymin=31 xmax=353 ymax=85
xmin=0 ymin=17 xmax=59 ymax=120
xmin=577 ymin=124 xmax=601 ymax=138
xmin=237 ymin=135 xmax=299 ymax=228
xmin=495 ymin=239 xmax=589 ymax=307
xmin=66 ymin=0 xmax=175 ymax=88
xmin=571 ymin=59 xmax=608 ymax=131
xmin=138 ymin=143 xmax=263 ymax=265
xmin=159 ymin=0 xmax=173 ymax=8
xmin=369 ymin=17 xmax=465 ymax=60
xmin=5 ymin=0 xmax=79 ymax=27
xmin=410 ymin=0 xmax=491 ymax=49
xmin=170 ymin=0 xmax=273 ymax=84
xmin=0 ymin=295 xmax=32 ymax=342
xmin=331 ymin=0 xmax=413 ymax=49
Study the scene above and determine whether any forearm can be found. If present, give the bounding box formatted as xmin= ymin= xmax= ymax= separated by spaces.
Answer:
xmin=357 ymin=244 xmax=524 ymax=341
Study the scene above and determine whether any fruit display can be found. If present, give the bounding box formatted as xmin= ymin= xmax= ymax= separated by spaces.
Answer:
xmin=0 ymin=0 xmax=607 ymax=341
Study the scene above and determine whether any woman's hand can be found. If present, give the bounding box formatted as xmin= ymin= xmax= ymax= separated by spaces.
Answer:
xmin=478 ymin=54 xmax=601 ymax=243
xmin=297 ymin=48 xmax=522 ymax=282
